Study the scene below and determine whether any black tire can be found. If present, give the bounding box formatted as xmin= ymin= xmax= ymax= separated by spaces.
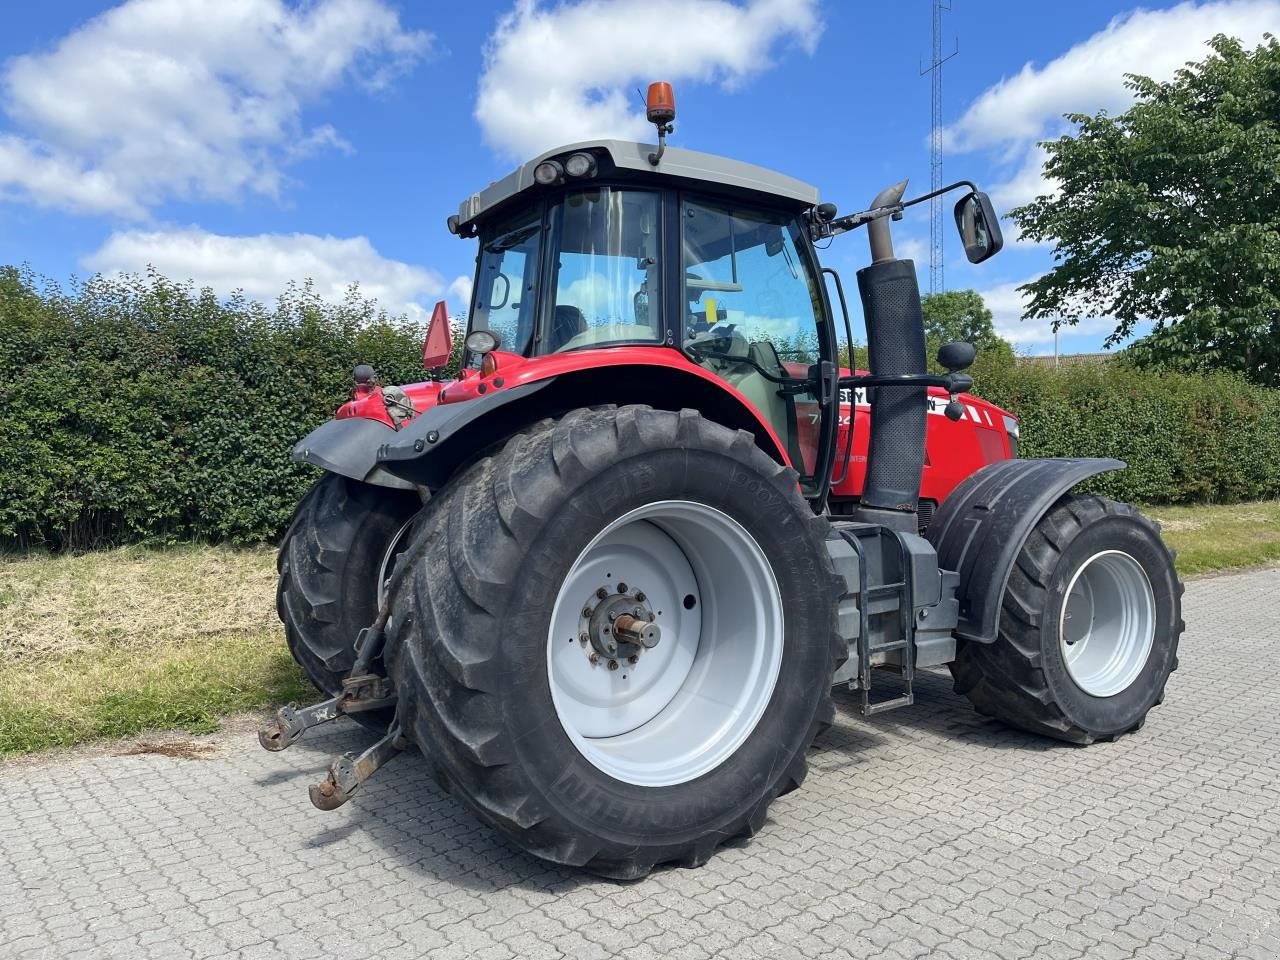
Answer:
xmin=384 ymin=406 xmax=845 ymax=878
xmin=277 ymin=474 xmax=419 ymax=705
xmin=950 ymin=494 xmax=1184 ymax=744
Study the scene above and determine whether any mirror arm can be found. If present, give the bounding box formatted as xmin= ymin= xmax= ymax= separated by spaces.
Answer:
xmin=816 ymin=179 xmax=980 ymax=242
xmin=898 ymin=179 xmax=979 ymax=212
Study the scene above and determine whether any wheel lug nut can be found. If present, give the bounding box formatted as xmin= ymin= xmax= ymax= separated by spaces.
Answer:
xmin=628 ymin=655 xmax=638 ymax=664
xmin=617 ymin=582 xmax=628 ymax=593
xmin=582 ymin=607 xmax=593 ymax=619
xmin=596 ymin=587 xmax=609 ymax=600
xmin=635 ymin=591 xmax=646 ymax=602
xmin=579 ymin=632 xmax=589 ymax=644
xmin=589 ymin=653 xmax=599 ymax=665
xmin=608 ymin=659 xmax=619 ymax=671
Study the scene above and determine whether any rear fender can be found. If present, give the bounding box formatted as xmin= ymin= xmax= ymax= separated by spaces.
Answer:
xmin=925 ymin=457 xmax=1125 ymax=644
xmin=294 ymin=355 xmax=791 ymax=491
xmin=293 ymin=381 xmax=552 ymax=490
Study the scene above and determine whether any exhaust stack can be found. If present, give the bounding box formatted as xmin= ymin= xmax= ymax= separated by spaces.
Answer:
xmin=853 ymin=182 xmax=927 ymax=534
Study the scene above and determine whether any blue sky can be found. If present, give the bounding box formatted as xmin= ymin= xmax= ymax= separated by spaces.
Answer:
xmin=2 ymin=0 xmax=1278 ymax=354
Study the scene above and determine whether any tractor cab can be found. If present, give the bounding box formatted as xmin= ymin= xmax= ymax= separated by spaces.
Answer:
xmin=451 ymin=139 xmax=837 ymax=494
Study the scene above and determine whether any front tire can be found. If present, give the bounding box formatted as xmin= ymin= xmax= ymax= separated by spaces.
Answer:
xmin=384 ymin=406 xmax=844 ymax=878
xmin=951 ymin=495 xmax=1184 ymax=743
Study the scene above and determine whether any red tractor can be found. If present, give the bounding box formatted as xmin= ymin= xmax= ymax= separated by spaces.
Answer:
xmin=265 ymin=85 xmax=1181 ymax=879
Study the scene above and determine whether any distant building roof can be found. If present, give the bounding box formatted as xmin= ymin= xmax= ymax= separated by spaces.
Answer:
xmin=1017 ymin=352 xmax=1117 ymax=367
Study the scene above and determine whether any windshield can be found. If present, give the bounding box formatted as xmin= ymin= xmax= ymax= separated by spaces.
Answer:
xmin=544 ymin=188 xmax=662 ymax=352
xmin=470 ymin=208 xmax=543 ymax=356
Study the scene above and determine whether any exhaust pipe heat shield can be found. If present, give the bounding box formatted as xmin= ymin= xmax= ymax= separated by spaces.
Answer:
xmin=853 ymin=258 xmax=927 ymax=532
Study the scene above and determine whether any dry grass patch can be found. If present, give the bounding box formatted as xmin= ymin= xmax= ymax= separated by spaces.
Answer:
xmin=0 ymin=544 xmax=307 ymax=758
xmin=0 ymin=544 xmax=278 ymax=661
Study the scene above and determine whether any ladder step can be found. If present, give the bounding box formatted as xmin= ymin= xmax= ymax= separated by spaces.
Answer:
xmin=861 ymin=694 xmax=915 ymax=717
xmin=867 ymin=640 xmax=909 ymax=653
xmin=865 ymin=583 xmax=907 ymax=597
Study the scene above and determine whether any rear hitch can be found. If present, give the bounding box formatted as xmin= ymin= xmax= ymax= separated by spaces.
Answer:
xmin=259 ymin=698 xmax=341 ymax=752
xmin=309 ymin=724 xmax=406 ymax=811
xmin=256 ymin=674 xmax=396 ymax=752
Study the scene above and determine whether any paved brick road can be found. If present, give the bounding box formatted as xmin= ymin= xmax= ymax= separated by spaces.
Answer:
xmin=3 ymin=568 xmax=1279 ymax=959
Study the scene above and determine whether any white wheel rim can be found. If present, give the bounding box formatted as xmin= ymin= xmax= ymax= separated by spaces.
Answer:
xmin=376 ymin=516 xmax=415 ymax=608
xmin=1059 ymin=549 xmax=1156 ymax=697
xmin=547 ymin=501 xmax=784 ymax=787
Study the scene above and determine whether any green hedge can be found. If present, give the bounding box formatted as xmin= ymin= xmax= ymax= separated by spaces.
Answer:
xmin=0 ymin=267 xmax=458 ymax=550
xmin=976 ymin=357 xmax=1280 ymax=505
xmin=3 ymin=265 xmax=1279 ymax=549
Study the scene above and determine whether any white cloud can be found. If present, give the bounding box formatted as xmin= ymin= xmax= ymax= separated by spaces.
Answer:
xmin=85 ymin=228 xmax=446 ymax=321
xmin=946 ymin=1 xmax=1280 ymax=211
xmin=476 ymin=0 xmax=821 ymax=159
xmin=447 ymin=274 xmax=474 ymax=314
xmin=0 ymin=0 xmax=430 ymax=217
xmin=979 ymin=276 xmax=1119 ymax=350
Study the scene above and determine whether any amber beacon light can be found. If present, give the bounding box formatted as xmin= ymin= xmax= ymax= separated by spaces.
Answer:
xmin=646 ymin=81 xmax=676 ymax=165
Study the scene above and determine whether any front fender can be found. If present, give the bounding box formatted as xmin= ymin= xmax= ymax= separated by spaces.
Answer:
xmin=925 ymin=457 xmax=1125 ymax=644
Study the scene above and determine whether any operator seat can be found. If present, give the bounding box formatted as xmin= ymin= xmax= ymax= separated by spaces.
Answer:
xmin=551 ymin=305 xmax=587 ymax=352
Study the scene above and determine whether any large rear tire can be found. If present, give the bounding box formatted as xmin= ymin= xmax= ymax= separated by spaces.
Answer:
xmin=950 ymin=494 xmax=1184 ymax=743
xmin=277 ymin=474 xmax=419 ymax=706
xmin=384 ymin=406 xmax=845 ymax=878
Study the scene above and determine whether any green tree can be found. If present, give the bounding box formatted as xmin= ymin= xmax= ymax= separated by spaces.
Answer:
xmin=920 ymin=289 xmax=1014 ymax=366
xmin=1011 ymin=34 xmax=1280 ymax=385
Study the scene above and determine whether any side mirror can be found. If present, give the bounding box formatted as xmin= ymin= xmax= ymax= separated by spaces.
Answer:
xmin=953 ymin=191 xmax=1004 ymax=264
xmin=937 ymin=341 xmax=976 ymax=372
xmin=422 ymin=300 xmax=452 ymax=370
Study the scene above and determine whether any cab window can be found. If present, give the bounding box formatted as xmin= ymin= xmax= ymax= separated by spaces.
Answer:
xmin=681 ymin=199 xmax=826 ymax=477
xmin=544 ymin=188 xmax=662 ymax=352
xmin=471 ymin=208 xmax=542 ymax=356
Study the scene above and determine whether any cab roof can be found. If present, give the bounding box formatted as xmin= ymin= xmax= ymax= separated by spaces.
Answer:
xmin=453 ymin=139 xmax=820 ymax=234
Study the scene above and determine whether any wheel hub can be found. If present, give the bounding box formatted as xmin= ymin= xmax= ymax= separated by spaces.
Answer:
xmin=581 ymin=587 xmax=661 ymax=665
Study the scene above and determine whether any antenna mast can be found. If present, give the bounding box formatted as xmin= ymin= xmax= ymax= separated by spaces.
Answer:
xmin=921 ymin=1 xmax=957 ymax=295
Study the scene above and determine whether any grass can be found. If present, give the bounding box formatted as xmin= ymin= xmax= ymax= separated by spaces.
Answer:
xmin=0 ymin=544 xmax=308 ymax=759
xmin=1146 ymin=500 xmax=1280 ymax=576
xmin=1 ymin=500 xmax=1278 ymax=759
xmin=0 ymin=631 xmax=310 ymax=758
